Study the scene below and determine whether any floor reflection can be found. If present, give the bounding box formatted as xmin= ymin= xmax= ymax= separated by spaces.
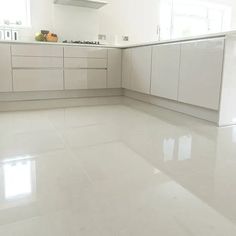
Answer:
xmin=163 ymin=138 xmax=175 ymax=162
xmin=0 ymin=156 xmax=36 ymax=208
xmin=178 ymin=135 xmax=192 ymax=161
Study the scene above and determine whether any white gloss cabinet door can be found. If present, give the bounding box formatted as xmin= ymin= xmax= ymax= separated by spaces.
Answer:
xmin=0 ymin=44 xmax=12 ymax=92
xmin=122 ymin=49 xmax=132 ymax=89
xmin=178 ymin=38 xmax=224 ymax=110
xmin=64 ymin=47 xmax=107 ymax=58
xmin=151 ymin=44 xmax=181 ymax=100
xmin=64 ymin=69 xmax=107 ymax=90
xmin=13 ymin=70 xmax=64 ymax=92
xmin=131 ymin=46 xmax=152 ymax=94
xmin=107 ymin=49 xmax=122 ymax=88
xmin=11 ymin=45 xmax=63 ymax=57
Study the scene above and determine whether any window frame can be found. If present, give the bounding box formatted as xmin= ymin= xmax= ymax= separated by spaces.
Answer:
xmin=159 ymin=0 xmax=232 ymax=40
xmin=0 ymin=0 xmax=31 ymax=28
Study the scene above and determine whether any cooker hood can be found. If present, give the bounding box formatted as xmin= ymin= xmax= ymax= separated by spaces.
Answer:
xmin=54 ymin=0 xmax=107 ymax=9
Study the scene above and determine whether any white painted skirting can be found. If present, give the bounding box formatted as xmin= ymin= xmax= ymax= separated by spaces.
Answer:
xmin=0 ymin=96 xmax=123 ymax=112
xmin=0 ymin=88 xmax=123 ymax=102
xmin=0 ymin=88 xmax=220 ymax=126
xmin=123 ymin=89 xmax=219 ymax=124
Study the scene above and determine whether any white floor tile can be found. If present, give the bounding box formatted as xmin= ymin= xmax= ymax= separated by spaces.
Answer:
xmin=0 ymin=103 xmax=236 ymax=235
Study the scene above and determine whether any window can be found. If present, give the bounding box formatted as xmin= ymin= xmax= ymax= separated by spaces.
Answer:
xmin=0 ymin=0 xmax=31 ymax=27
xmin=159 ymin=0 xmax=232 ymax=40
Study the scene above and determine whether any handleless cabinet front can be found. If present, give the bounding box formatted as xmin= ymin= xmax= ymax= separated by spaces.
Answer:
xmin=122 ymin=49 xmax=132 ymax=90
xmin=107 ymin=49 xmax=122 ymax=88
xmin=13 ymin=69 xmax=64 ymax=92
xmin=178 ymin=38 xmax=224 ymax=110
xmin=64 ymin=58 xmax=107 ymax=69
xmin=0 ymin=44 xmax=12 ymax=92
xmin=64 ymin=46 xmax=108 ymax=90
xmin=64 ymin=47 xmax=107 ymax=58
xmin=11 ymin=44 xmax=63 ymax=57
xmin=12 ymin=44 xmax=64 ymax=92
xmin=65 ymin=69 xmax=107 ymax=90
xmin=131 ymin=46 xmax=152 ymax=94
xmin=151 ymin=43 xmax=181 ymax=100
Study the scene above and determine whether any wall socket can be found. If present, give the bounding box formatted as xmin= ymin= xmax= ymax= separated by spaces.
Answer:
xmin=122 ymin=36 xmax=129 ymax=41
xmin=98 ymin=34 xmax=107 ymax=40
xmin=0 ymin=29 xmax=19 ymax=41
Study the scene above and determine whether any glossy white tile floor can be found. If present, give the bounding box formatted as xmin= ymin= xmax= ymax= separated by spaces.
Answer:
xmin=1 ymin=100 xmax=236 ymax=235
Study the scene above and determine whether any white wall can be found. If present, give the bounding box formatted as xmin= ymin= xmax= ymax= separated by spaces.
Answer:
xmin=98 ymin=0 xmax=160 ymax=44
xmin=20 ymin=0 xmax=100 ymax=41
xmin=18 ymin=0 xmax=236 ymax=44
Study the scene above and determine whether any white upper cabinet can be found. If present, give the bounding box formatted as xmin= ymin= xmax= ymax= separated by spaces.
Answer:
xmin=178 ymin=38 xmax=224 ymax=110
xmin=107 ymin=49 xmax=122 ymax=88
xmin=151 ymin=43 xmax=181 ymax=100
xmin=0 ymin=44 xmax=12 ymax=92
xmin=131 ymin=46 xmax=152 ymax=94
xmin=122 ymin=49 xmax=132 ymax=90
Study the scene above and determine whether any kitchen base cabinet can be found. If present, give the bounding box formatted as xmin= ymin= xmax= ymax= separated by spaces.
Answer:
xmin=64 ymin=47 xmax=107 ymax=58
xmin=12 ymin=56 xmax=63 ymax=69
xmin=122 ymin=47 xmax=152 ymax=94
xmin=65 ymin=70 xmax=87 ymax=89
xmin=178 ymin=38 xmax=224 ymax=110
xmin=13 ymin=69 xmax=64 ymax=92
xmin=11 ymin=45 xmax=63 ymax=57
xmin=87 ymin=70 xmax=107 ymax=89
xmin=122 ymin=49 xmax=132 ymax=90
xmin=65 ymin=69 xmax=107 ymax=90
xmin=0 ymin=44 xmax=12 ymax=92
xmin=107 ymin=49 xmax=122 ymax=88
xmin=151 ymin=44 xmax=181 ymax=100
xmin=64 ymin=58 xmax=107 ymax=69
xmin=131 ymin=46 xmax=152 ymax=94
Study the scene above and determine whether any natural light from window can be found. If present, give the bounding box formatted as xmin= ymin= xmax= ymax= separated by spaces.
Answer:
xmin=3 ymin=160 xmax=33 ymax=199
xmin=0 ymin=0 xmax=31 ymax=27
xmin=160 ymin=0 xmax=232 ymax=40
